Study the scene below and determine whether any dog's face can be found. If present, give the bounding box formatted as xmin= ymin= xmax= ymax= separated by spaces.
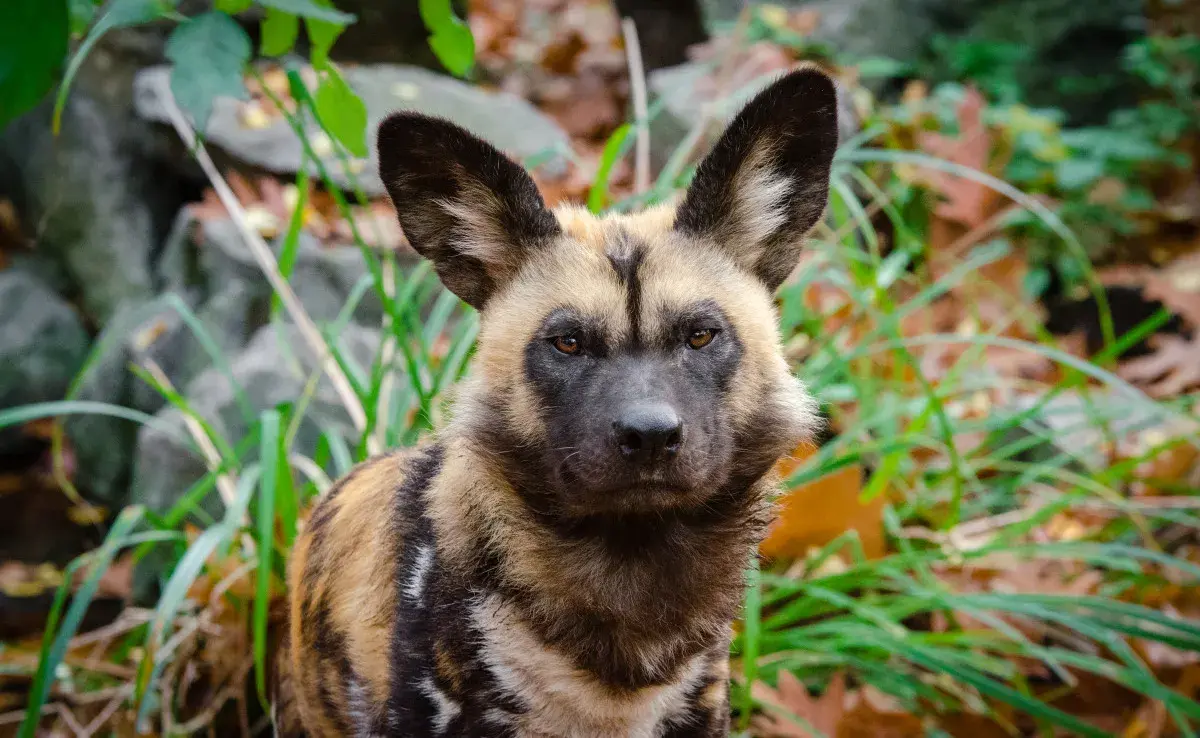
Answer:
xmin=379 ymin=68 xmax=837 ymax=517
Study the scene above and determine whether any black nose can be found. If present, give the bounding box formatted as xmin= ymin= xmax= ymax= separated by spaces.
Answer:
xmin=615 ymin=403 xmax=683 ymax=463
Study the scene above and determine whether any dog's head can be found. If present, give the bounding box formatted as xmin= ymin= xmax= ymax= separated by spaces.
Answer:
xmin=379 ymin=68 xmax=836 ymax=517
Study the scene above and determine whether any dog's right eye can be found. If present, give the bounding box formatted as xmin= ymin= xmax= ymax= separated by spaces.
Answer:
xmin=551 ymin=335 xmax=581 ymax=355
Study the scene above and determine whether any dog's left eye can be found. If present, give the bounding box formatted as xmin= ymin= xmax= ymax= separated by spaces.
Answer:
xmin=687 ymin=329 xmax=717 ymax=350
xmin=551 ymin=335 xmax=582 ymax=355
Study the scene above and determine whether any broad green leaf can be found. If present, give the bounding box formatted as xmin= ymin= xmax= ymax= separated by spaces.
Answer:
xmin=256 ymin=0 xmax=354 ymax=24
xmin=303 ymin=0 xmax=344 ymax=69
xmin=419 ymin=0 xmax=475 ymax=77
xmin=167 ymin=11 xmax=251 ymax=129
xmin=427 ymin=24 xmax=475 ymax=78
xmin=216 ymin=0 xmax=253 ymax=12
xmin=53 ymin=0 xmax=170 ymax=132
xmin=1 ymin=0 xmax=69 ymax=127
xmin=314 ymin=66 xmax=368 ymax=157
xmin=261 ymin=7 xmax=300 ymax=57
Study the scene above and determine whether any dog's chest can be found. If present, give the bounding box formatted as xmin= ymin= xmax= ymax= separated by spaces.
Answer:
xmin=467 ymin=595 xmax=706 ymax=738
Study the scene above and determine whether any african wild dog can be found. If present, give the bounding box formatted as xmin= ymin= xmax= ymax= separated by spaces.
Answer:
xmin=282 ymin=66 xmax=838 ymax=737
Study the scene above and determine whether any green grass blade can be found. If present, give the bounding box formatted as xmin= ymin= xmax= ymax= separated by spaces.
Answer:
xmin=255 ymin=409 xmax=282 ymax=704
xmin=20 ymin=506 xmax=145 ymax=738
xmin=588 ymin=123 xmax=632 ymax=213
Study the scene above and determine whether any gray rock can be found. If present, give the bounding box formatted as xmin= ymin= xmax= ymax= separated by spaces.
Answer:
xmin=0 ymin=26 xmax=193 ymax=325
xmin=0 ymin=270 xmax=89 ymax=462
xmin=130 ymin=322 xmax=382 ymax=520
xmin=63 ymin=303 xmax=155 ymax=508
xmin=647 ymin=61 xmax=859 ymax=170
xmin=0 ymin=270 xmax=89 ymax=411
xmin=133 ymin=64 xmax=572 ymax=196
xmin=158 ymin=209 xmax=389 ymax=329
xmin=0 ymin=96 xmax=159 ymax=325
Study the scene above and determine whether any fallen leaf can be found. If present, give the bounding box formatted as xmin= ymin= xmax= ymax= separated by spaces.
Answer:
xmin=1119 ymin=335 xmax=1200 ymax=397
xmin=835 ymin=690 xmax=924 ymax=738
xmin=916 ymin=87 xmax=1001 ymax=231
xmin=751 ymin=671 xmax=846 ymax=738
xmin=763 ymin=453 xmax=886 ymax=560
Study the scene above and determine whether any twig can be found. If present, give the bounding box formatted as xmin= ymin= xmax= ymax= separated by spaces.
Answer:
xmin=622 ymin=17 xmax=650 ymax=195
xmin=80 ymin=688 xmax=132 ymax=737
xmin=151 ymin=76 xmax=367 ymax=434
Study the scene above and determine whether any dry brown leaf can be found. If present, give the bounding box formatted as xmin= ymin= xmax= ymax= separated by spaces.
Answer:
xmin=835 ymin=692 xmax=924 ymax=738
xmin=916 ymin=87 xmax=1000 ymax=231
xmin=1119 ymin=335 xmax=1200 ymax=397
xmin=751 ymin=671 xmax=846 ymax=738
xmin=763 ymin=452 xmax=886 ymax=560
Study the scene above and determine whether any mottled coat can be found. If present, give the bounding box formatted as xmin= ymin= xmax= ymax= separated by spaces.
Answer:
xmin=282 ymin=67 xmax=839 ymax=737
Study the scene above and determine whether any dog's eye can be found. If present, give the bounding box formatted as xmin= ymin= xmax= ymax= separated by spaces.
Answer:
xmin=551 ymin=335 xmax=582 ymax=355
xmin=687 ymin=329 xmax=717 ymax=350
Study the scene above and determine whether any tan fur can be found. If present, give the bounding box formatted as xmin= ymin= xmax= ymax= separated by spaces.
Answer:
xmin=287 ymin=452 xmax=411 ymax=736
xmin=469 ymin=594 xmax=708 ymax=738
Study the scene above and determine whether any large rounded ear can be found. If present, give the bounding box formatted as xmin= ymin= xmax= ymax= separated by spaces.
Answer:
xmin=377 ymin=114 xmax=561 ymax=308
xmin=674 ymin=67 xmax=838 ymax=290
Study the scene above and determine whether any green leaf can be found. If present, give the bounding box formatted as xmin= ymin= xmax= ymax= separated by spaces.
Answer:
xmin=167 ymin=11 xmax=251 ymax=130
xmin=314 ymin=66 xmax=368 ymax=157
xmin=216 ymin=0 xmax=253 ymax=12
xmin=53 ymin=0 xmax=168 ymax=133
xmin=256 ymin=0 xmax=354 ymax=24
xmin=0 ymin=0 xmax=69 ymax=127
xmin=419 ymin=0 xmax=475 ymax=77
xmin=303 ymin=0 xmax=344 ymax=69
xmin=260 ymin=7 xmax=299 ymax=56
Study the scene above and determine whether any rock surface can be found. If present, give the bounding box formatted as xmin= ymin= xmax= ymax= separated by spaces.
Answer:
xmin=130 ymin=322 xmax=381 ymax=520
xmin=0 ymin=270 xmax=89 ymax=465
xmin=0 ymin=270 xmax=89 ymax=412
xmin=0 ymin=26 xmax=195 ymax=325
xmin=133 ymin=64 xmax=573 ymax=195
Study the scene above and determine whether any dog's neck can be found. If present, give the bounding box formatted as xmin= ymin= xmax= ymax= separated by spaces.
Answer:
xmin=426 ymin=433 xmax=773 ymax=690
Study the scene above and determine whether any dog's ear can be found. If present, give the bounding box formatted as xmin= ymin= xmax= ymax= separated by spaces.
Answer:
xmin=377 ymin=114 xmax=560 ymax=308
xmin=674 ymin=67 xmax=838 ymax=290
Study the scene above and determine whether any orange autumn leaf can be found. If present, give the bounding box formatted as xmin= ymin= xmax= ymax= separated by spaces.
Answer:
xmin=763 ymin=450 xmax=886 ymax=560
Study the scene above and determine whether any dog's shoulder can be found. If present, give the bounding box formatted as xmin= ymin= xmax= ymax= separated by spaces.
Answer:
xmin=286 ymin=444 xmax=444 ymax=736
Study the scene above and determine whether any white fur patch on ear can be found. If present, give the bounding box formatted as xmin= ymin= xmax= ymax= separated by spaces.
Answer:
xmin=730 ymin=156 xmax=794 ymax=258
xmin=437 ymin=194 xmax=510 ymax=265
